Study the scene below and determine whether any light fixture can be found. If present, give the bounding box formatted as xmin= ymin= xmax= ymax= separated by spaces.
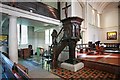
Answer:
xmin=44 ymin=24 xmax=49 ymax=26
xmin=30 ymin=10 xmax=33 ymax=13
xmin=92 ymin=9 xmax=95 ymax=14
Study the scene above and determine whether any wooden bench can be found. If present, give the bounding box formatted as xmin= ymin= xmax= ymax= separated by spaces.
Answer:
xmin=15 ymin=63 xmax=28 ymax=74
xmin=1 ymin=53 xmax=31 ymax=79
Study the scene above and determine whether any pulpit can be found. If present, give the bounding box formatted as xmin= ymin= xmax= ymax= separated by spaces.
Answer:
xmin=61 ymin=17 xmax=83 ymax=64
xmin=52 ymin=17 xmax=84 ymax=69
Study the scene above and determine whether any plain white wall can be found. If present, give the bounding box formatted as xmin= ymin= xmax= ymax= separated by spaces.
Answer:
xmin=34 ymin=31 xmax=45 ymax=52
xmin=101 ymin=2 xmax=119 ymax=43
xmin=86 ymin=4 xmax=101 ymax=43
xmin=71 ymin=0 xmax=83 ymax=18
xmin=87 ymin=24 xmax=101 ymax=42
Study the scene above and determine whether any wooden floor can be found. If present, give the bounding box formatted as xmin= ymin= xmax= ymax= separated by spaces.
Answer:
xmin=77 ymin=52 xmax=120 ymax=66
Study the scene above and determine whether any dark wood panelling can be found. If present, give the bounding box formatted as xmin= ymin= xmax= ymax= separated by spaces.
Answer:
xmin=2 ymin=2 xmax=59 ymax=19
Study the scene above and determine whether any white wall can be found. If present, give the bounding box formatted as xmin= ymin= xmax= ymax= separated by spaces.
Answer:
xmin=60 ymin=2 xmax=72 ymax=19
xmin=18 ymin=26 xmax=46 ymax=53
xmin=101 ymin=2 xmax=119 ymax=43
xmin=34 ymin=31 xmax=45 ymax=51
xmin=18 ymin=26 xmax=35 ymax=52
xmin=101 ymin=3 xmax=118 ymax=28
xmin=71 ymin=1 xmax=83 ymax=18
xmin=86 ymin=4 xmax=101 ymax=43
xmin=87 ymin=4 xmax=93 ymax=25
xmin=33 ymin=27 xmax=61 ymax=52
xmin=87 ymin=24 xmax=101 ymax=43
xmin=101 ymin=27 xmax=119 ymax=43
xmin=25 ymin=26 xmax=62 ymax=53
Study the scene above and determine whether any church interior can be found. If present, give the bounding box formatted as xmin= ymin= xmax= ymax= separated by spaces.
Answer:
xmin=0 ymin=0 xmax=120 ymax=79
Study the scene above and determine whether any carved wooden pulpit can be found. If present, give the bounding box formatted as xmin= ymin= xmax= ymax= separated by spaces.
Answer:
xmin=52 ymin=17 xmax=83 ymax=68
xmin=61 ymin=17 xmax=83 ymax=64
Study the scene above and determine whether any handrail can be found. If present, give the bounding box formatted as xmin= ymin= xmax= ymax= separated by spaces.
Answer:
xmin=15 ymin=64 xmax=31 ymax=79
xmin=47 ymin=27 xmax=64 ymax=59
xmin=58 ymin=36 xmax=64 ymax=45
xmin=56 ymin=27 xmax=63 ymax=38
xmin=1 ymin=52 xmax=31 ymax=79
xmin=50 ymin=27 xmax=64 ymax=47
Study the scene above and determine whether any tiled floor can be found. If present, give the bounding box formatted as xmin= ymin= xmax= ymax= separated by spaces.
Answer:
xmin=18 ymin=55 xmax=60 ymax=79
xmin=52 ymin=67 xmax=117 ymax=79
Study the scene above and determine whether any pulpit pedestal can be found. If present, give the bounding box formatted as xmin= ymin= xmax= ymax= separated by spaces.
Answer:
xmin=61 ymin=62 xmax=84 ymax=72
xmin=52 ymin=17 xmax=84 ymax=69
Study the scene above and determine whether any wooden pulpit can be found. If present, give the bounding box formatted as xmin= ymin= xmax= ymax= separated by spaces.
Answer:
xmin=52 ymin=17 xmax=83 ymax=68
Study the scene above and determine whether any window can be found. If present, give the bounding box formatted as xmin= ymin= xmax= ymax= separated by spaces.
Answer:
xmin=17 ymin=24 xmax=20 ymax=44
xmin=92 ymin=9 xmax=95 ymax=25
xmin=45 ymin=29 xmax=49 ymax=44
xmin=45 ymin=29 xmax=53 ymax=45
xmin=17 ymin=24 xmax=28 ymax=45
xmin=50 ymin=29 xmax=53 ymax=45
xmin=21 ymin=25 xmax=28 ymax=44
xmin=97 ymin=13 xmax=100 ymax=27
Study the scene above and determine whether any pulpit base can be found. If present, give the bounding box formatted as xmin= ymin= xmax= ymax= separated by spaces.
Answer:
xmin=61 ymin=62 xmax=84 ymax=72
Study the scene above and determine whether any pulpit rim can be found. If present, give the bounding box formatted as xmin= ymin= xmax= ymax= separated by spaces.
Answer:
xmin=61 ymin=17 xmax=84 ymax=23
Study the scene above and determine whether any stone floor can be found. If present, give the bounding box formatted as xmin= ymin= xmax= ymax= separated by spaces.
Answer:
xmin=18 ymin=55 xmax=60 ymax=79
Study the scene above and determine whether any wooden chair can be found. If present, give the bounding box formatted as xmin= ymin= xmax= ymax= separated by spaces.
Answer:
xmin=96 ymin=46 xmax=104 ymax=54
xmin=19 ymin=48 xmax=31 ymax=59
xmin=23 ymin=48 xmax=31 ymax=59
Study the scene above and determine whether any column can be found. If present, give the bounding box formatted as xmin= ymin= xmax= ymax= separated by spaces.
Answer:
xmin=9 ymin=15 xmax=18 ymax=63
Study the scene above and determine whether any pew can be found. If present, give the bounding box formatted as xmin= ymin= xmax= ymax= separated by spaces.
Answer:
xmin=1 ymin=52 xmax=31 ymax=79
xmin=77 ymin=43 xmax=120 ymax=54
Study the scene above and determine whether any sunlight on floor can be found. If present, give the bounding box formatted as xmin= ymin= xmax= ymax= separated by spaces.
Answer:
xmin=18 ymin=55 xmax=60 ymax=78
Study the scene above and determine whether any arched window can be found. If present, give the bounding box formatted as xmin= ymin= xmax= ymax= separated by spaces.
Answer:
xmin=97 ymin=13 xmax=100 ymax=27
xmin=45 ymin=29 xmax=49 ymax=45
xmin=45 ymin=29 xmax=53 ymax=45
xmin=17 ymin=24 xmax=28 ymax=45
xmin=92 ymin=9 xmax=95 ymax=25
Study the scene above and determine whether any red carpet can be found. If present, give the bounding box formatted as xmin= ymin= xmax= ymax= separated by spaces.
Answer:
xmin=51 ymin=67 xmax=117 ymax=79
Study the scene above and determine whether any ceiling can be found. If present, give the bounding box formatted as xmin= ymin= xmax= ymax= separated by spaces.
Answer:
xmin=89 ymin=2 xmax=110 ymax=13
xmin=1 ymin=1 xmax=120 ymax=33
xmin=17 ymin=17 xmax=58 ymax=32
xmin=1 ymin=13 xmax=58 ymax=33
xmin=88 ymin=0 xmax=120 ymax=13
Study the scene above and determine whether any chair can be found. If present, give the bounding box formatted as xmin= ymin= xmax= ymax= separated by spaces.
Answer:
xmin=22 ymin=48 xmax=31 ymax=59
xmin=96 ymin=46 xmax=104 ymax=54
xmin=28 ymin=45 xmax=33 ymax=56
